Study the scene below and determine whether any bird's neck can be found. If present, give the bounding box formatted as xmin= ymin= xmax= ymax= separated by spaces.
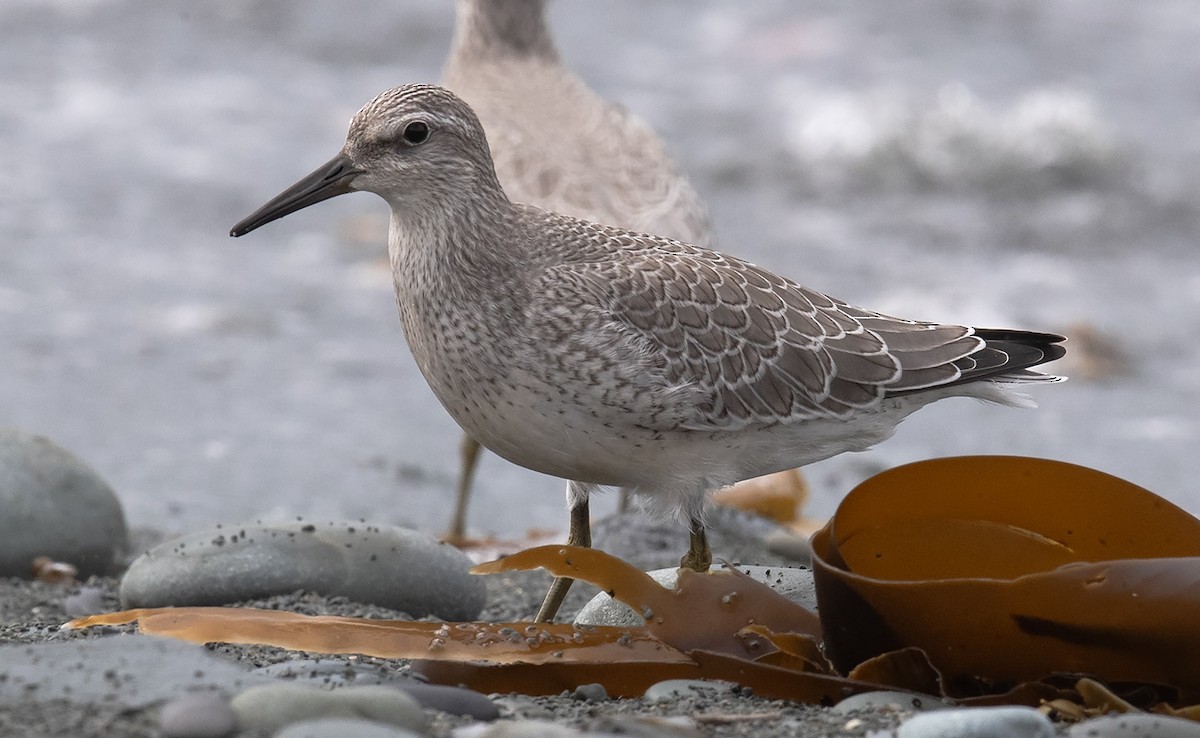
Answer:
xmin=386 ymin=196 xmax=532 ymax=386
xmin=387 ymin=194 xmax=529 ymax=302
xmin=448 ymin=0 xmax=559 ymax=64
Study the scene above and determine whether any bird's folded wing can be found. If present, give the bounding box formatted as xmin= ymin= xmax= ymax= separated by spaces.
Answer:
xmin=550 ymin=244 xmax=986 ymax=432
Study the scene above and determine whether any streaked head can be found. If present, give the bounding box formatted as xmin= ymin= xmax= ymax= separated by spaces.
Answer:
xmin=230 ymin=84 xmax=502 ymax=237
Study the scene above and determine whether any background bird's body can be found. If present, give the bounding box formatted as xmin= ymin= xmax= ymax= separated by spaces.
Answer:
xmin=438 ymin=0 xmax=714 ymax=538
xmin=442 ymin=0 xmax=712 ymax=247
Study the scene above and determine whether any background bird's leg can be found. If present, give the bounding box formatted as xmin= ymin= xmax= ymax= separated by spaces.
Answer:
xmin=535 ymin=481 xmax=592 ymax=622
xmin=680 ymin=517 xmax=711 ymax=572
xmin=444 ymin=434 xmax=482 ymax=544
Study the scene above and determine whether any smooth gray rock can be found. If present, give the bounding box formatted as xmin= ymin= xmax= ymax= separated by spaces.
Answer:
xmin=273 ymin=717 xmax=423 ymax=738
xmin=574 ymin=564 xmax=816 ymax=627
xmin=0 ymin=634 xmax=270 ymax=707
xmin=1067 ymin=714 xmax=1200 ymax=737
xmin=395 ymin=682 xmax=499 ymax=720
xmin=256 ymin=661 xmax=499 ymax=719
xmin=832 ymin=690 xmax=954 ymax=714
xmin=0 ymin=429 xmax=128 ymax=577
xmin=62 ymin=585 xmax=108 ymax=618
xmin=231 ymin=683 xmax=427 ymax=735
xmin=452 ymin=721 xmax=583 ymax=738
xmin=159 ymin=692 xmax=238 ymax=738
xmin=119 ymin=520 xmax=485 ymax=620
xmin=763 ymin=529 xmax=813 ymax=565
xmin=570 ymin=683 xmax=609 ymax=702
xmin=898 ymin=706 xmax=1054 ymax=738
xmin=643 ymin=679 xmax=737 ymax=703
xmin=588 ymin=715 xmax=703 ymax=737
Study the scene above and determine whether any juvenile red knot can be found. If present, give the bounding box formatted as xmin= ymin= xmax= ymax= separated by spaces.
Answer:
xmin=231 ymin=84 xmax=1066 ymax=623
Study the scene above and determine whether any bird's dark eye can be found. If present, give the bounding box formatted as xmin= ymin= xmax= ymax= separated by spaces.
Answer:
xmin=402 ymin=121 xmax=429 ymax=145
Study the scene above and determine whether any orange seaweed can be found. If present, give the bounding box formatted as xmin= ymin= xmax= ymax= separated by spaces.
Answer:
xmin=68 ymin=607 xmax=687 ymax=664
xmin=812 ymin=456 xmax=1200 ymax=700
xmin=474 ymin=544 xmax=821 ymax=658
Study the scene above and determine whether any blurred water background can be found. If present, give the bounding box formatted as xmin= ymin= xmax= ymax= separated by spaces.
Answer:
xmin=4 ymin=0 xmax=1199 ymax=536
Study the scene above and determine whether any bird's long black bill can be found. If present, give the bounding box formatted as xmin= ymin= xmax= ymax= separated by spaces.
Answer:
xmin=230 ymin=153 xmax=360 ymax=237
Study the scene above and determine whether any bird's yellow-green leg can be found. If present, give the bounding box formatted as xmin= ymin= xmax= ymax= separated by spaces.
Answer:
xmin=680 ymin=517 xmax=711 ymax=572
xmin=445 ymin=435 xmax=482 ymax=544
xmin=535 ymin=492 xmax=591 ymax=622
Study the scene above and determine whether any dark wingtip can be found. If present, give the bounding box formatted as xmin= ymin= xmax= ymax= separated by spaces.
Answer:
xmin=971 ymin=328 xmax=1068 ymax=377
xmin=1041 ymin=342 xmax=1068 ymax=363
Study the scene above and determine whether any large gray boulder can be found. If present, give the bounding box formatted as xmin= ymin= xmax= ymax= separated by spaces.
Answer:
xmin=0 ymin=429 xmax=129 ymax=577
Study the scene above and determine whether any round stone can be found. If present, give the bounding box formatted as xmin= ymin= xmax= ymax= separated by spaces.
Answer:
xmin=62 ymin=585 xmax=109 ymax=618
xmin=643 ymin=679 xmax=736 ymax=702
xmin=230 ymin=683 xmax=427 ymax=735
xmin=897 ymin=706 xmax=1054 ymax=738
xmin=763 ymin=529 xmax=813 ymax=564
xmin=1067 ymin=713 xmax=1200 ymax=737
xmin=454 ymin=721 xmax=584 ymax=738
xmin=0 ymin=429 xmax=129 ymax=577
xmin=158 ymin=692 xmax=238 ymax=738
xmin=394 ymin=681 xmax=499 ymax=720
xmin=119 ymin=520 xmax=485 ymax=620
xmin=273 ymin=717 xmax=423 ymax=738
xmin=570 ymin=683 xmax=609 ymax=702
xmin=832 ymin=690 xmax=954 ymax=714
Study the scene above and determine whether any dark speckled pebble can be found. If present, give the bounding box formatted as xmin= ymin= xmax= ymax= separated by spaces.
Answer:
xmin=253 ymin=658 xmax=394 ymax=686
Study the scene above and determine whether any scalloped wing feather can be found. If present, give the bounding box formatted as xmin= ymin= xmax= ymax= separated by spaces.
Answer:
xmin=524 ymin=214 xmax=1061 ymax=433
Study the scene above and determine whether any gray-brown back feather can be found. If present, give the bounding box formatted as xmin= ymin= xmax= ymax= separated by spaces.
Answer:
xmin=522 ymin=211 xmax=1063 ymax=431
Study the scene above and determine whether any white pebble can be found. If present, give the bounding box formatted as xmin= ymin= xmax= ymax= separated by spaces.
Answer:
xmin=897 ymin=706 xmax=1053 ymax=738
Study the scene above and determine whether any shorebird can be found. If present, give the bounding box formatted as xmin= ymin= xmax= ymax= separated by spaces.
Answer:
xmin=231 ymin=84 xmax=1066 ymax=622
xmin=440 ymin=0 xmax=714 ymax=543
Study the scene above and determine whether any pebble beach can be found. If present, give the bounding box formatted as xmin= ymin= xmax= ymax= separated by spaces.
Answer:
xmin=5 ymin=2 xmax=1200 ymax=736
